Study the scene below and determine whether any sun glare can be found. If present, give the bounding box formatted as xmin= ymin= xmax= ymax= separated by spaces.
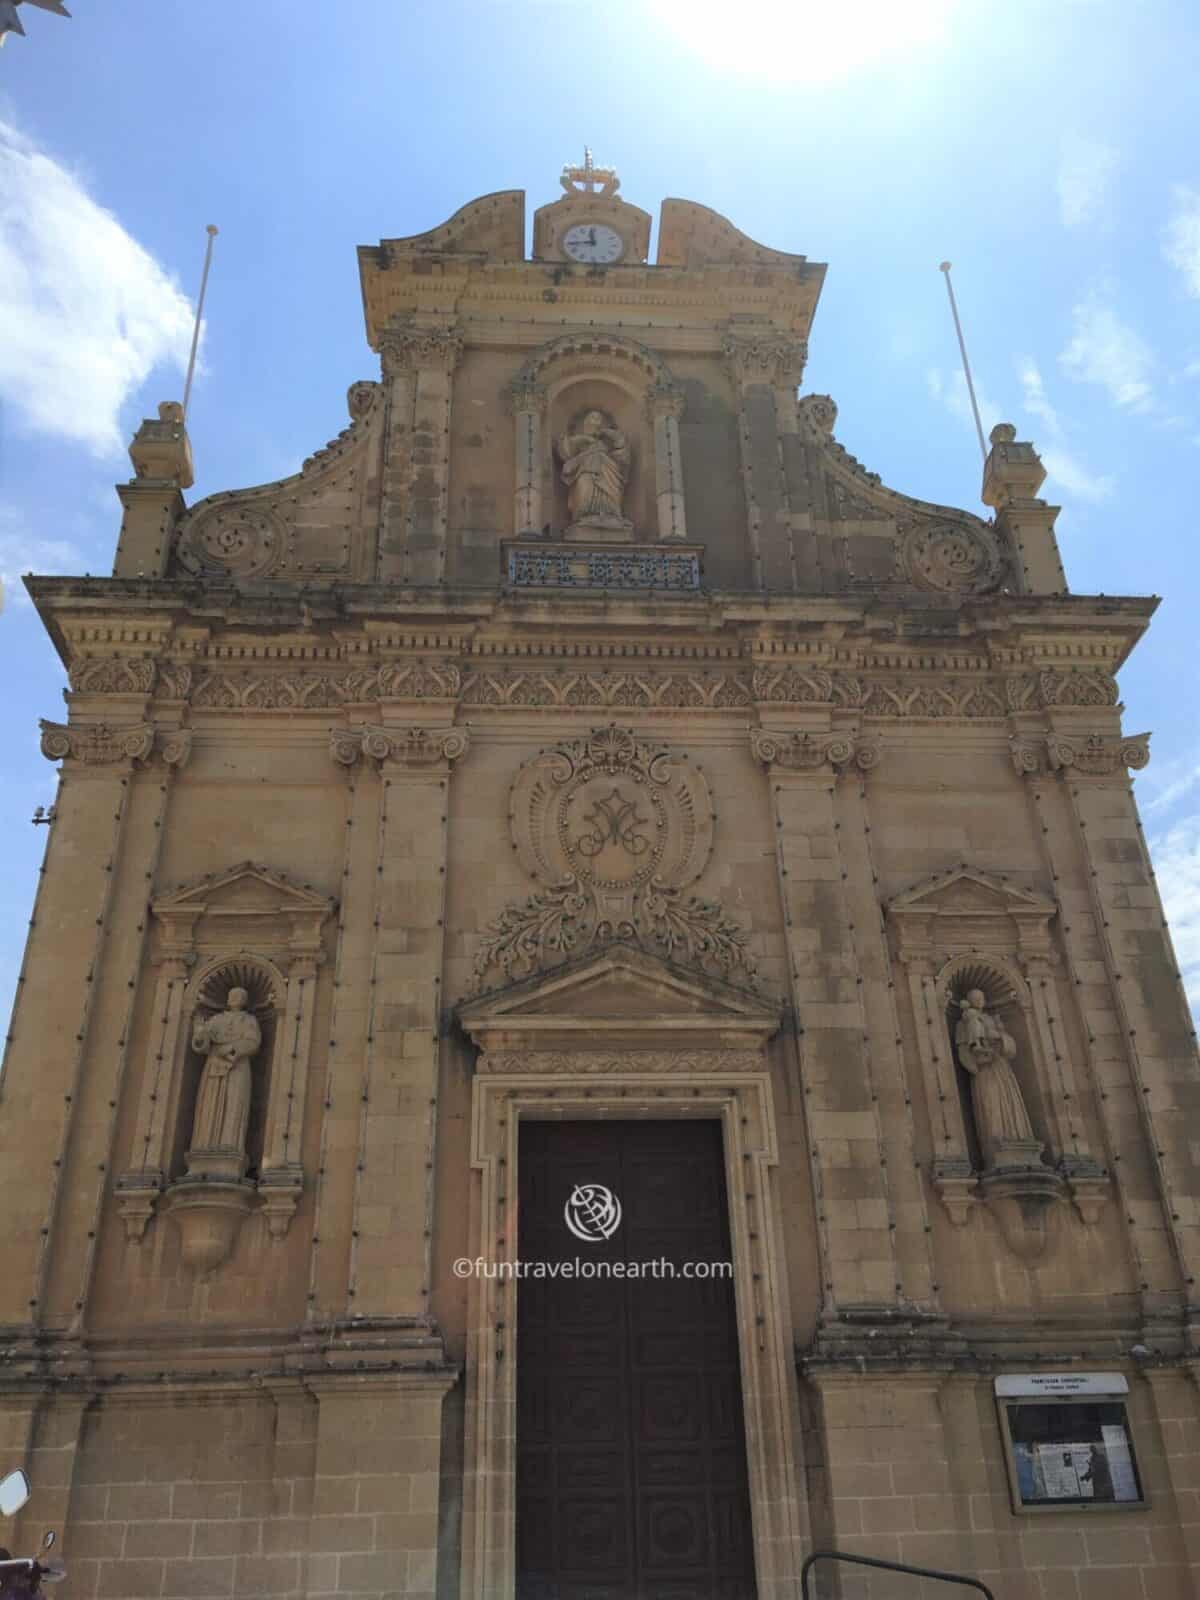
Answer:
xmin=651 ymin=0 xmax=959 ymax=84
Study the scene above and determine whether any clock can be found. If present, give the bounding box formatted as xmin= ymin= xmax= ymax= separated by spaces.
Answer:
xmin=561 ymin=222 xmax=625 ymax=264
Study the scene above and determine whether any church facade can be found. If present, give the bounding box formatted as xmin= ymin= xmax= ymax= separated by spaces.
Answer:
xmin=1 ymin=160 xmax=1198 ymax=1600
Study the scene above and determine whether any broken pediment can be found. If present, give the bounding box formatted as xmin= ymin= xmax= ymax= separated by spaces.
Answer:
xmin=458 ymin=940 xmax=780 ymax=1054
xmin=152 ymin=861 xmax=335 ymax=963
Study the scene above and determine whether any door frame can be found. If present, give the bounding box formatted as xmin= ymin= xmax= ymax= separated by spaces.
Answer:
xmin=460 ymin=1060 xmax=805 ymax=1600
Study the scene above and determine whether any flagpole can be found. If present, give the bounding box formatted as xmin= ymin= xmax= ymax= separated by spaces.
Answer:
xmin=938 ymin=260 xmax=987 ymax=463
xmin=182 ymin=224 xmax=219 ymax=424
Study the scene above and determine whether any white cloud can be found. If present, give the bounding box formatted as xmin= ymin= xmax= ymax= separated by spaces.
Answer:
xmin=1148 ymin=813 xmax=1200 ymax=1014
xmin=925 ymin=365 xmax=1003 ymax=440
xmin=1142 ymin=759 xmax=1200 ymax=817
xmin=1038 ymin=447 xmax=1114 ymax=502
xmin=1057 ymin=136 xmax=1118 ymax=227
xmin=1163 ymin=185 xmax=1200 ymax=299
xmin=1059 ymin=296 xmax=1155 ymax=412
xmin=0 ymin=118 xmax=194 ymax=459
xmin=0 ymin=505 xmax=85 ymax=609
xmin=1015 ymin=357 xmax=1115 ymax=501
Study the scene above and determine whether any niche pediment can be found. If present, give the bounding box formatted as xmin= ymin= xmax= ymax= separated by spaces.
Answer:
xmin=459 ymin=941 xmax=780 ymax=1055
xmin=152 ymin=861 xmax=335 ymax=964
xmin=887 ymin=868 xmax=1057 ymax=965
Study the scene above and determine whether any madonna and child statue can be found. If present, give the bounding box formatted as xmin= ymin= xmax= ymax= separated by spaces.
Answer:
xmin=557 ymin=409 xmax=633 ymax=540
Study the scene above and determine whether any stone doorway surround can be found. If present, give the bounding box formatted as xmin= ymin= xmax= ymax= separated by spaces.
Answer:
xmin=456 ymin=943 xmax=805 ymax=1600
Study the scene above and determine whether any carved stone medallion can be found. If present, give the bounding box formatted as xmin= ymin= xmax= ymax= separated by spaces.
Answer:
xmin=177 ymin=506 xmax=283 ymax=579
xmin=477 ymin=725 xmax=754 ymax=988
xmin=901 ymin=519 xmax=1003 ymax=595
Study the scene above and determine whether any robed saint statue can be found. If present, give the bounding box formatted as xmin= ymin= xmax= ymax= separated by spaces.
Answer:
xmin=188 ymin=986 xmax=260 ymax=1170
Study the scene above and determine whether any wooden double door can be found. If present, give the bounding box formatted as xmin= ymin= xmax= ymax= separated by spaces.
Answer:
xmin=516 ymin=1119 xmax=757 ymax=1600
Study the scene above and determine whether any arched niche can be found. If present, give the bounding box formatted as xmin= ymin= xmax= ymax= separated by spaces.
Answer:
xmin=170 ymin=955 xmax=286 ymax=1184
xmin=935 ymin=954 xmax=1043 ymax=1173
xmin=506 ymin=333 xmax=687 ymax=544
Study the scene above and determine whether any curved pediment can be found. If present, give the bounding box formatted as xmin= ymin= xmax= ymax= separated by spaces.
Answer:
xmin=168 ymin=382 xmax=384 ymax=584
xmin=656 ymin=198 xmax=820 ymax=272
xmin=459 ymin=940 xmax=780 ymax=1054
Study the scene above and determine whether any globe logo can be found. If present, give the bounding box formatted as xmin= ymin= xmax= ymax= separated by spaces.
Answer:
xmin=564 ymin=1182 xmax=622 ymax=1242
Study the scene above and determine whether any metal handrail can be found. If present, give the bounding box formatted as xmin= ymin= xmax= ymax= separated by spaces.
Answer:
xmin=801 ymin=1548 xmax=996 ymax=1600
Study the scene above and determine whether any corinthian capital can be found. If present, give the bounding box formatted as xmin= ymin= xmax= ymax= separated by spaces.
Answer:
xmin=379 ymin=323 xmax=464 ymax=378
xmin=723 ymin=333 xmax=808 ymax=391
xmin=504 ymin=377 xmax=548 ymax=417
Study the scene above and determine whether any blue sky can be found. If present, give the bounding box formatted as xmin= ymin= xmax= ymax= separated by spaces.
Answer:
xmin=1 ymin=0 xmax=1199 ymax=1028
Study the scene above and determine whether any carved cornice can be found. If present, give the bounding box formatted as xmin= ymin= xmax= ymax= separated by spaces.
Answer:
xmin=750 ymin=728 xmax=880 ymax=774
xmin=723 ymin=333 xmax=808 ymax=390
xmin=379 ymin=323 xmax=464 ymax=377
xmin=40 ymin=720 xmax=155 ymax=766
xmin=478 ymin=1049 xmax=763 ymax=1075
xmin=1010 ymin=732 xmax=1150 ymax=778
xmin=330 ymin=724 xmax=469 ymax=769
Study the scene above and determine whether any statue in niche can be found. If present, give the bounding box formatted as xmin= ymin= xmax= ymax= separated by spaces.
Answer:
xmin=954 ymin=989 xmax=1039 ymax=1169
xmin=187 ymin=986 xmax=260 ymax=1176
xmin=557 ymin=409 xmax=632 ymax=532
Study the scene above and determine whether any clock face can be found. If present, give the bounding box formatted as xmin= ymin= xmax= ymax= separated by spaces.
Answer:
xmin=562 ymin=222 xmax=625 ymax=264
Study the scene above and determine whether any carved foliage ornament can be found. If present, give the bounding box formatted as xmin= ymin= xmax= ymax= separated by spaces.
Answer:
xmin=69 ymin=657 xmax=157 ymax=695
xmin=379 ymin=323 xmax=464 ymax=376
xmin=476 ymin=726 xmax=755 ymax=988
xmin=723 ymin=334 xmax=808 ymax=390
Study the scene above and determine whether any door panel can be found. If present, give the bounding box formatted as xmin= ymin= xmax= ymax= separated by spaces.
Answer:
xmin=516 ymin=1120 xmax=756 ymax=1600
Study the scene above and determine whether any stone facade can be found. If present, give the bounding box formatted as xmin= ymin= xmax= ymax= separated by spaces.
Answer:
xmin=1 ymin=163 xmax=1198 ymax=1600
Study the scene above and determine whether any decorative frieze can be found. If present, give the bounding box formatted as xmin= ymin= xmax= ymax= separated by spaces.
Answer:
xmin=68 ymin=657 xmax=157 ymax=695
xmin=506 ymin=544 xmax=700 ymax=591
xmin=750 ymin=728 xmax=880 ymax=774
xmin=477 ymin=1049 xmax=764 ymax=1075
xmin=461 ymin=666 xmax=752 ymax=710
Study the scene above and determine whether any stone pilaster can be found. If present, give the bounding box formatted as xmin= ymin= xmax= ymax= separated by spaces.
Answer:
xmin=646 ymin=382 xmax=688 ymax=541
xmin=1016 ymin=730 xmax=1198 ymax=1330
xmin=378 ymin=325 xmax=463 ymax=586
xmin=331 ymin=724 xmax=468 ymax=1318
xmin=0 ymin=723 xmax=155 ymax=1327
xmin=724 ymin=333 xmax=807 ymax=591
xmin=752 ymin=728 xmax=903 ymax=1316
xmin=505 ymin=378 xmax=547 ymax=536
